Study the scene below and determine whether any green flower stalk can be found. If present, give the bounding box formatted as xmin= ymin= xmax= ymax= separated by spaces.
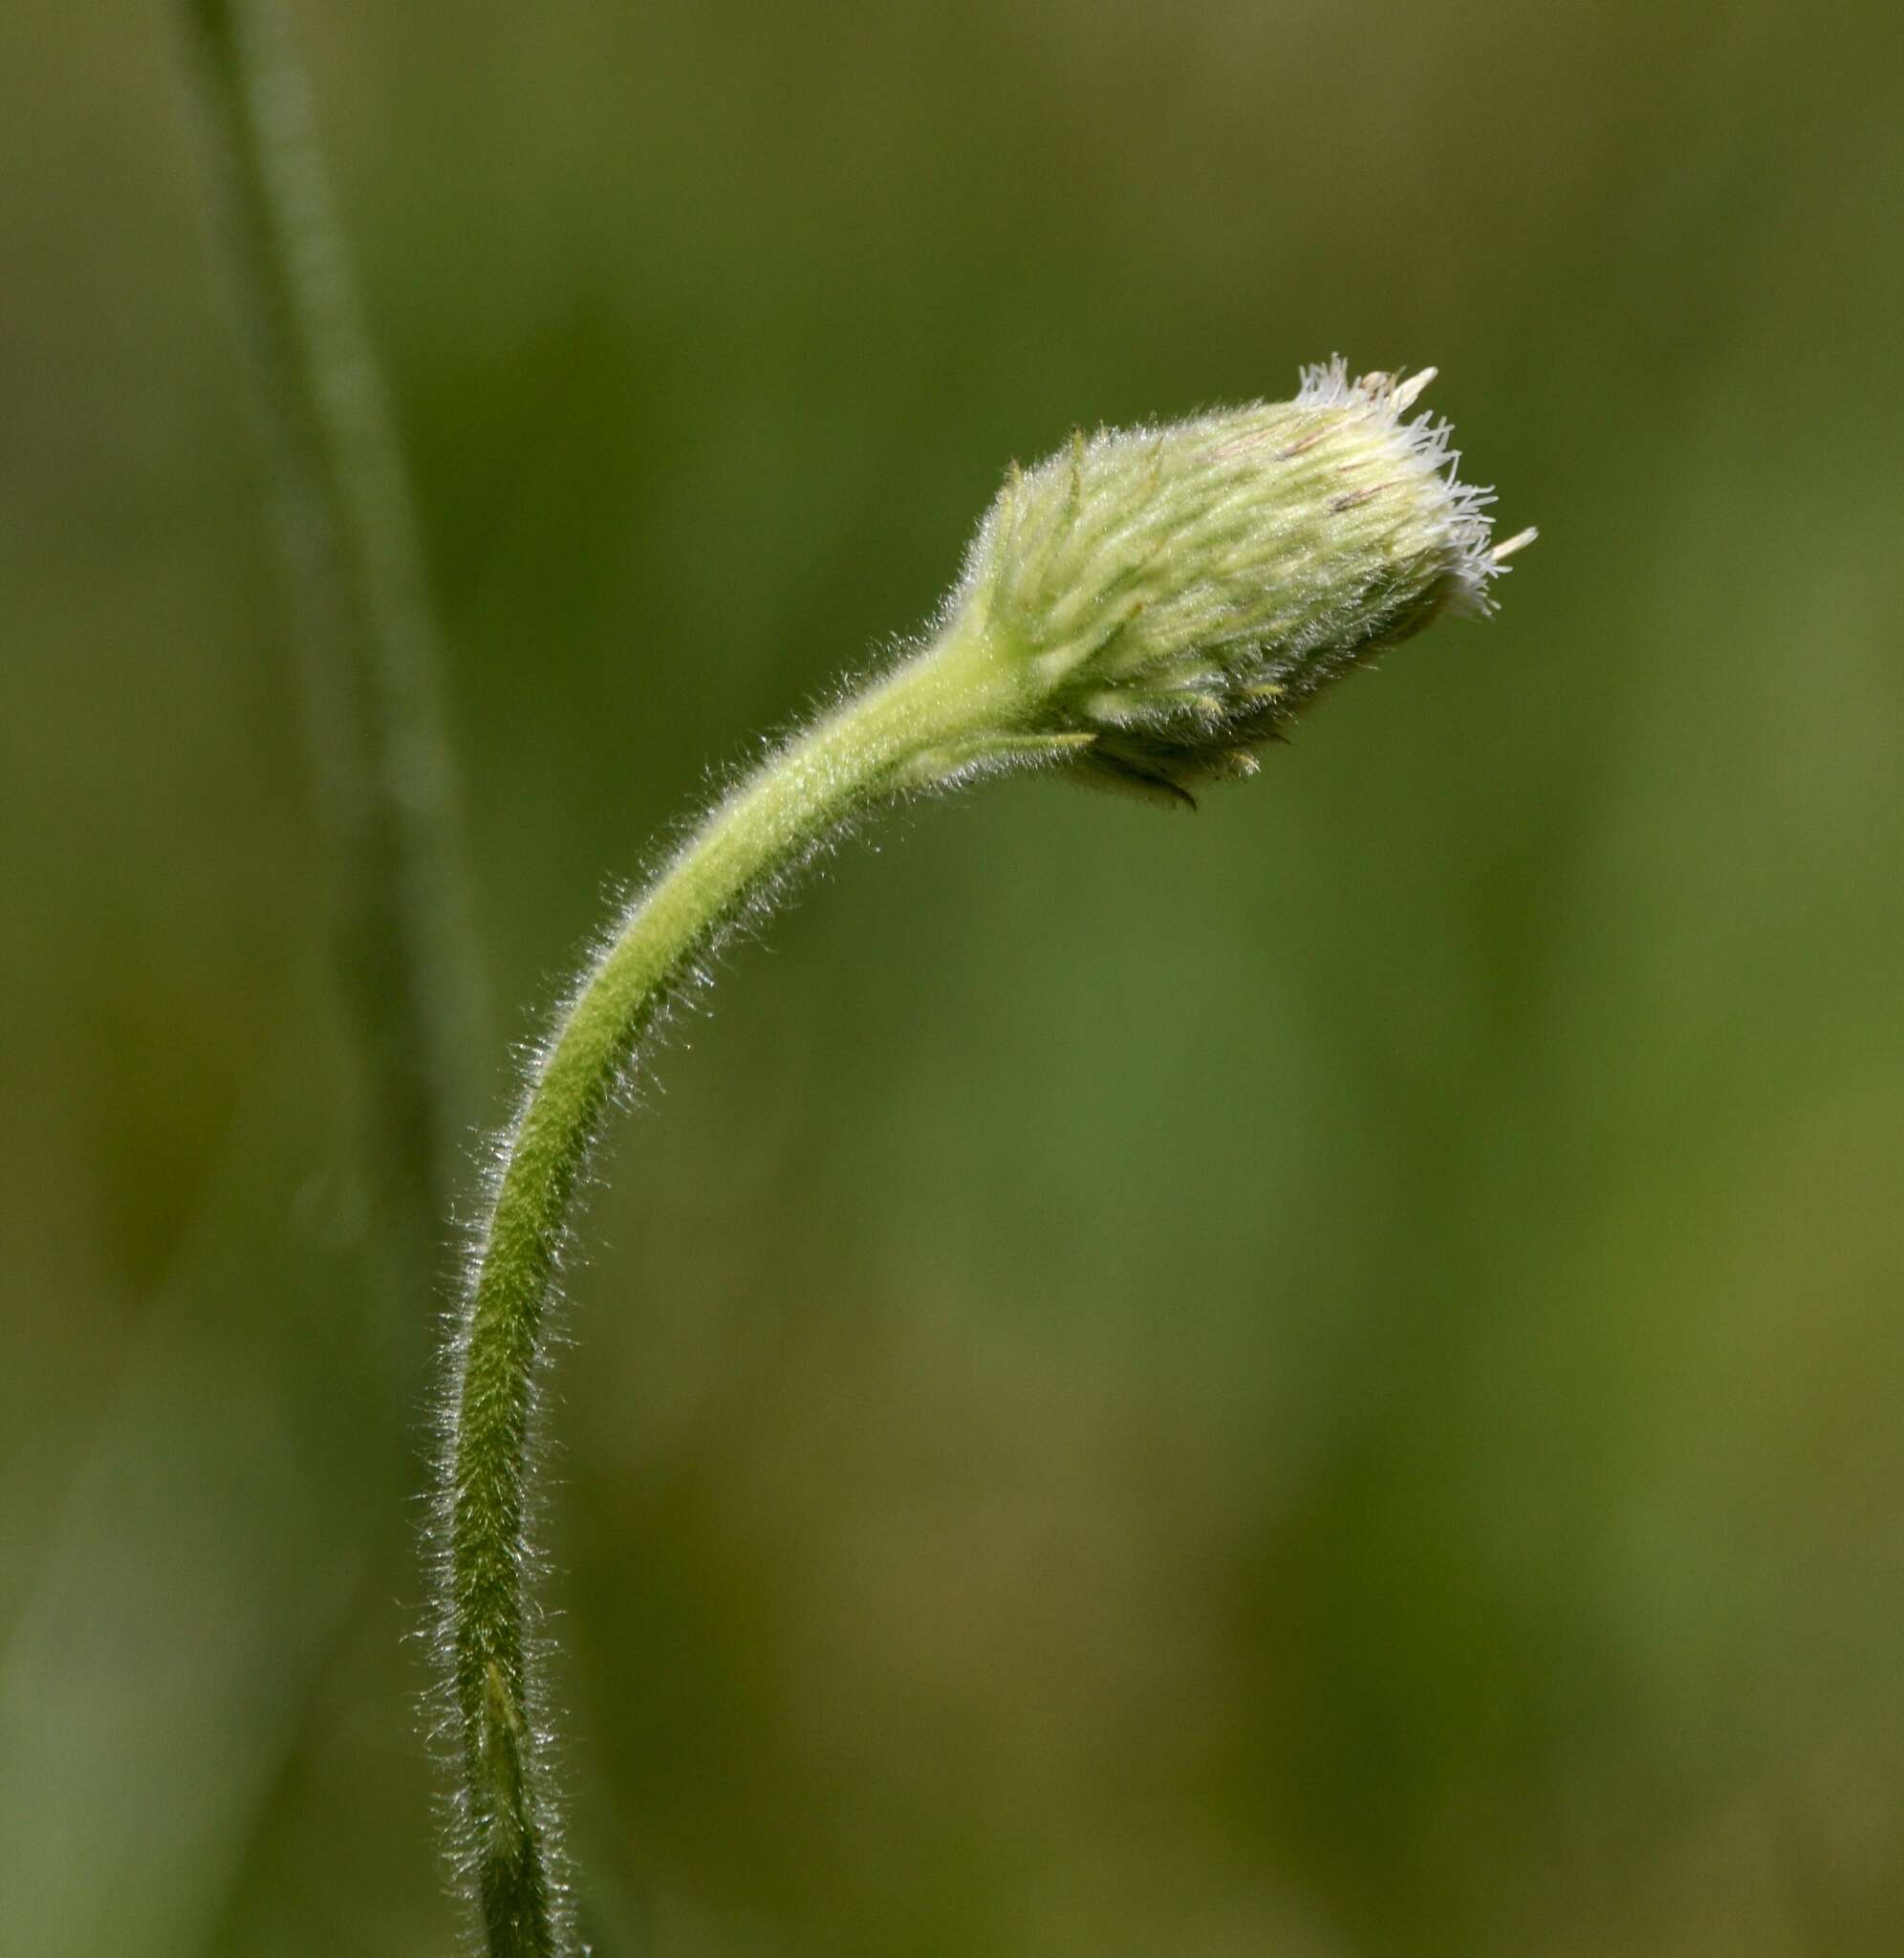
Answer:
xmin=436 ymin=359 xmax=1533 ymax=1955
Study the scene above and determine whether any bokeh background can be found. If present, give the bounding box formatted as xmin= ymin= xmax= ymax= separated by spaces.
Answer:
xmin=6 ymin=2 xmax=1902 ymax=1952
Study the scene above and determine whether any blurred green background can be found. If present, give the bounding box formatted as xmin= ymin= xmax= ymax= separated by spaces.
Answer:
xmin=5 ymin=1 xmax=1902 ymax=1952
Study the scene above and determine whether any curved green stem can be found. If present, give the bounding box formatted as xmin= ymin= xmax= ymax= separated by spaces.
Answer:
xmin=434 ymin=360 xmax=1527 ymax=1952
xmin=444 ymin=621 xmax=1043 ymax=1954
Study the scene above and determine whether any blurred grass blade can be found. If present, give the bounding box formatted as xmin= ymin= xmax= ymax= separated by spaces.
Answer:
xmin=177 ymin=0 xmax=486 ymax=1285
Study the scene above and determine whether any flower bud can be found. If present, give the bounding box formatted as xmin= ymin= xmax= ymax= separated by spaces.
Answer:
xmin=956 ymin=359 xmax=1533 ymax=801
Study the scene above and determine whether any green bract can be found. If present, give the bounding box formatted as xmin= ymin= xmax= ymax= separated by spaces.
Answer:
xmin=953 ymin=359 xmax=1533 ymax=799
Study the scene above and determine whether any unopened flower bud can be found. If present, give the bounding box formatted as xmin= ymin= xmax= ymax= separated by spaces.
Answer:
xmin=953 ymin=358 xmax=1534 ymax=801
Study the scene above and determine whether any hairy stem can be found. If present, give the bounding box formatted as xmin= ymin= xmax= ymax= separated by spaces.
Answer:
xmin=442 ymin=621 xmax=1031 ymax=1954
xmin=179 ymin=0 xmax=485 ymax=1277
